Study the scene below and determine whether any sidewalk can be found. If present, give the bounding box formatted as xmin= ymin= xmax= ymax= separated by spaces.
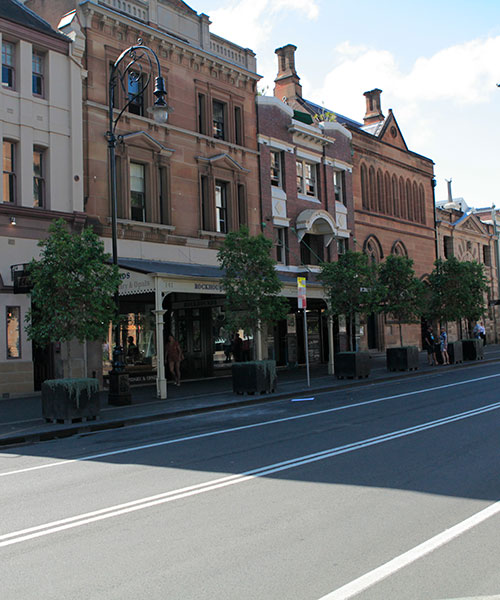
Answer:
xmin=1 ymin=345 xmax=499 ymax=448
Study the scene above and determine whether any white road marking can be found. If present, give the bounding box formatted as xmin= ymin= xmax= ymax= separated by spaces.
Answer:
xmin=1 ymin=399 xmax=500 ymax=548
xmin=318 ymin=500 xmax=500 ymax=600
xmin=1 ymin=372 xmax=500 ymax=478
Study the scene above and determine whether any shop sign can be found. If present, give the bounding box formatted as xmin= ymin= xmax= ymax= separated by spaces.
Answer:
xmin=119 ymin=270 xmax=155 ymax=296
xmin=172 ymin=298 xmax=225 ymax=309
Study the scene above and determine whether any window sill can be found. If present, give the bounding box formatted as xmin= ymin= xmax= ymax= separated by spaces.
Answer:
xmin=297 ymin=194 xmax=321 ymax=204
xmin=115 ymin=219 xmax=175 ymax=232
xmin=199 ymin=230 xmax=227 ymax=238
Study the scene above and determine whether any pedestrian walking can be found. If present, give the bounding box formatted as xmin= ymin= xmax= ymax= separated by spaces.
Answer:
xmin=440 ymin=328 xmax=450 ymax=365
xmin=231 ymin=333 xmax=243 ymax=362
xmin=166 ymin=334 xmax=184 ymax=386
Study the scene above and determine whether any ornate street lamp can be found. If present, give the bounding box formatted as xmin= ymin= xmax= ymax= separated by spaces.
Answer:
xmin=107 ymin=39 xmax=171 ymax=405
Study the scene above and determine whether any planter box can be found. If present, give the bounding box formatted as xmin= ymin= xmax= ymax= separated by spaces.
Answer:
xmin=232 ymin=360 xmax=277 ymax=395
xmin=462 ymin=339 xmax=484 ymax=361
xmin=42 ymin=378 xmax=100 ymax=424
xmin=335 ymin=352 xmax=371 ymax=379
xmin=386 ymin=346 xmax=419 ymax=372
xmin=447 ymin=341 xmax=463 ymax=364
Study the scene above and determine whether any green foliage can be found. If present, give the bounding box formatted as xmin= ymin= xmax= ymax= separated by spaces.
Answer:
xmin=320 ymin=251 xmax=382 ymax=350
xmin=378 ymin=254 xmax=425 ymax=346
xmin=25 ymin=219 xmax=121 ymax=346
xmin=312 ymin=109 xmax=337 ymax=124
xmin=427 ymin=257 xmax=488 ymax=328
xmin=217 ymin=227 xmax=289 ymax=335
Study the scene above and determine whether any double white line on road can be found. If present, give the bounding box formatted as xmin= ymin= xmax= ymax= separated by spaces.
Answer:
xmin=2 ymin=398 xmax=500 ymax=549
xmin=3 ymin=372 xmax=500 ymax=479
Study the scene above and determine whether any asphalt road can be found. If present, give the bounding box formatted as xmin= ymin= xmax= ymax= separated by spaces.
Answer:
xmin=1 ymin=362 xmax=500 ymax=600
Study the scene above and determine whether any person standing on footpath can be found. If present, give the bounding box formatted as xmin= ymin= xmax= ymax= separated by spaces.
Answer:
xmin=440 ymin=327 xmax=450 ymax=365
xmin=424 ymin=326 xmax=437 ymax=366
xmin=166 ymin=334 xmax=184 ymax=386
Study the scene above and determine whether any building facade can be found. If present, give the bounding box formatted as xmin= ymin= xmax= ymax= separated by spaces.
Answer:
xmin=270 ymin=44 xmax=436 ymax=351
xmin=27 ymin=0 xmax=261 ymax=395
xmin=436 ymin=187 xmax=500 ymax=343
xmin=257 ymin=53 xmax=354 ymax=366
xmin=0 ymin=0 xmax=85 ymax=396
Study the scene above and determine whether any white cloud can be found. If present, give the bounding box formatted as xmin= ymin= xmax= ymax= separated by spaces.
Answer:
xmin=208 ymin=0 xmax=319 ymax=48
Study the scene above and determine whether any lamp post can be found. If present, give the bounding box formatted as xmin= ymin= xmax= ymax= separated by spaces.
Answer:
xmin=107 ymin=39 xmax=170 ymax=405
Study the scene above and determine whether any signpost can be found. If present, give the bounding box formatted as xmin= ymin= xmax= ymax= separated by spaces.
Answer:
xmin=297 ymin=277 xmax=310 ymax=387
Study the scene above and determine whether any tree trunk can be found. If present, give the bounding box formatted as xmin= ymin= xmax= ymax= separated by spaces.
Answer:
xmin=399 ymin=322 xmax=403 ymax=346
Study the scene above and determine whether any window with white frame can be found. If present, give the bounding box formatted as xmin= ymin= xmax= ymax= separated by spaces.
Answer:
xmin=3 ymin=141 xmax=16 ymax=203
xmin=274 ymin=227 xmax=287 ymax=264
xmin=215 ymin=181 xmax=228 ymax=233
xmin=32 ymin=51 xmax=44 ymax=96
xmin=130 ymin=162 xmax=146 ymax=221
xmin=270 ymin=150 xmax=282 ymax=188
xmin=334 ymin=170 xmax=344 ymax=205
xmin=296 ymin=159 xmax=317 ymax=197
xmin=33 ymin=148 xmax=45 ymax=207
xmin=2 ymin=41 xmax=14 ymax=89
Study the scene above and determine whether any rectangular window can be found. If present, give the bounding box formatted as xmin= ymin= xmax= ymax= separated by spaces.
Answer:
xmin=215 ymin=181 xmax=228 ymax=233
xmin=443 ymin=235 xmax=453 ymax=259
xmin=2 ymin=42 xmax=14 ymax=89
xmin=6 ymin=306 xmax=21 ymax=359
xmin=32 ymin=51 xmax=44 ymax=96
xmin=234 ymin=106 xmax=243 ymax=145
xmin=334 ymin=170 xmax=344 ymax=205
xmin=212 ymin=100 xmax=226 ymax=140
xmin=483 ymin=245 xmax=491 ymax=266
xmin=130 ymin=162 xmax=146 ymax=221
xmin=270 ymin=150 xmax=282 ymax=188
xmin=297 ymin=159 xmax=317 ymax=197
xmin=237 ymin=184 xmax=246 ymax=227
xmin=33 ymin=148 xmax=45 ymax=207
xmin=275 ymin=227 xmax=287 ymax=264
xmin=198 ymin=93 xmax=207 ymax=135
xmin=200 ymin=175 xmax=210 ymax=230
xmin=337 ymin=238 xmax=347 ymax=255
xmin=3 ymin=141 xmax=15 ymax=203
xmin=128 ymin=72 xmax=144 ymax=116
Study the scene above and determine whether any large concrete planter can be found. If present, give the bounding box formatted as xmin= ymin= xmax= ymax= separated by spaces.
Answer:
xmin=42 ymin=378 xmax=100 ymax=424
xmin=335 ymin=352 xmax=371 ymax=379
xmin=232 ymin=360 xmax=277 ymax=395
xmin=447 ymin=341 xmax=463 ymax=364
xmin=462 ymin=339 xmax=484 ymax=361
xmin=386 ymin=346 xmax=419 ymax=372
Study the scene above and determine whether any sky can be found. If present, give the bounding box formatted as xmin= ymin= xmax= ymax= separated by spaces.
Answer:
xmin=193 ymin=0 xmax=500 ymax=208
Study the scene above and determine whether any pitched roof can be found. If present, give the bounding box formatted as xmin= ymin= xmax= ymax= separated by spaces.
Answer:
xmin=0 ymin=0 xmax=69 ymax=41
xmin=297 ymin=97 xmax=363 ymax=129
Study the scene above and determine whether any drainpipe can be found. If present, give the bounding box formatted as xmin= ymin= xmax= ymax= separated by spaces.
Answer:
xmin=431 ymin=177 xmax=438 ymax=262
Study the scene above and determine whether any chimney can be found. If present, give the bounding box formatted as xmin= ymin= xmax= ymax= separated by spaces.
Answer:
xmin=446 ymin=178 xmax=453 ymax=203
xmin=363 ymin=88 xmax=384 ymax=124
xmin=274 ymin=44 xmax=302 ymax=103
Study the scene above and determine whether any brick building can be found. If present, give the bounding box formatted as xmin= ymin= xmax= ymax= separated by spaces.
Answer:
xmin=26 ymin=0 xmax=261 ymax=395
xmin=0 ymin=0 xmax=85 ymax=396
xmin=271 ymin=44 xmax=436 ymax=351
xmin=257 ymin=47 xmax=354 ymax=368
xmin=436 ymin=184 xmax=500 ymax=343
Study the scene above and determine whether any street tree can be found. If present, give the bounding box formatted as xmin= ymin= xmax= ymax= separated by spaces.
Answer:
xmin=320 ymin=251 xmax=382 ymax=351
xmin=378 ymin=254 xmax=425 ymax=346
xmin=25 ymin=219 xmax=121 ymax=375
xmin=427 ymin=257 xmax=488 ymax=335
xmin=217 ymin=226 xmax=289 ymax=359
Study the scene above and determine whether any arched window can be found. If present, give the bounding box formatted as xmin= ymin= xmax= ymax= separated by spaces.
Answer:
xmin=418 ymin=184 xmax=426 ymax=224
xmin=392 ymin=174 xmax=399 ymax=217
xmin=399 ymin=177 xmax=407 ymax=219
xmin=369 ymin=166 xmax=376 ymax=211
xmin=412 ymin=181 xmax=419 ymax=222
xmin=406 ymin=179 xmax=412 ymax=221
xmin=384 ymin=172 xmax=391 ymax=216
xmin=391 ymin=240 xmax=408 ymax=257
xmin=363 ymin=235 xmax=383 ymax=264
xmin=377 ymin=169 xmax=384 ymax=213
xmin=361 ymin=164 xmax=369 ymax=209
